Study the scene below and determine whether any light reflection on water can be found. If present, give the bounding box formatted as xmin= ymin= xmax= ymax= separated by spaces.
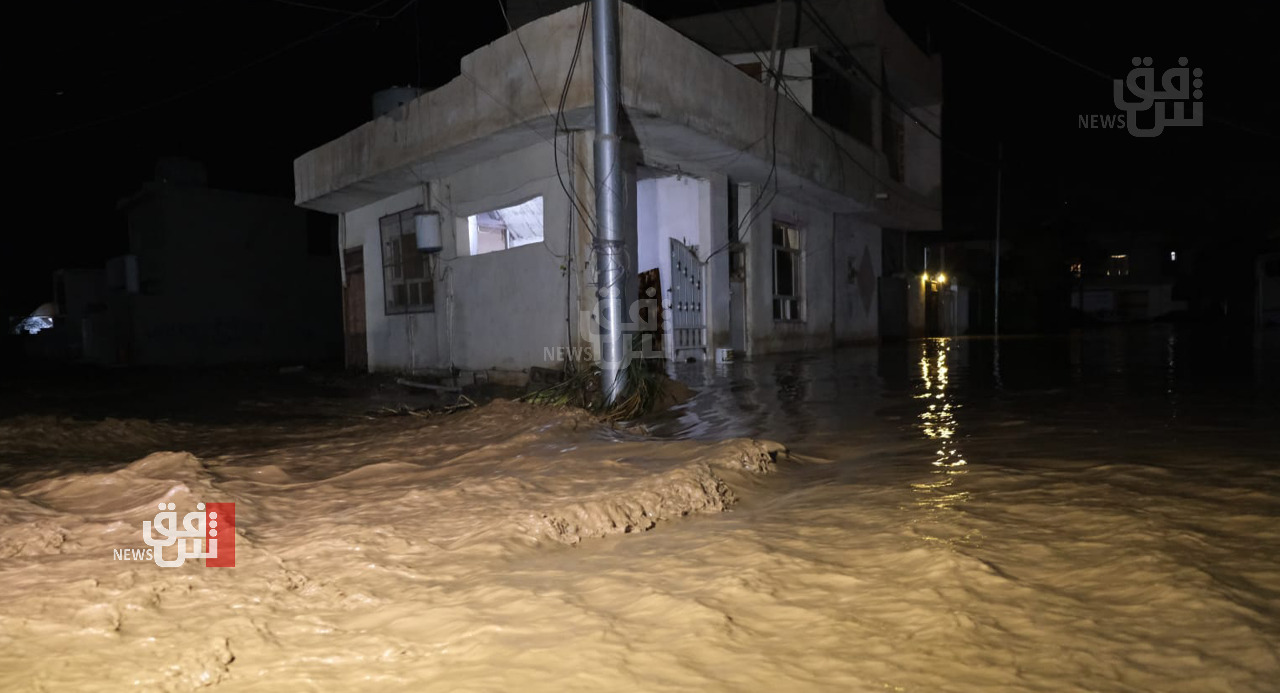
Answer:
xmin=661 ymin=325 xmax=1280 ymax=463
xmin=912 ymin=338 xmax=970 ymax=516
xmin=645 ymin=326 xmax=1280 ymax=690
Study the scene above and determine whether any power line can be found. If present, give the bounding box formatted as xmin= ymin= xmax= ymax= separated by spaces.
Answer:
xmin=799 ymin=0 xmax=995 ymax=168
xmin=945 ymin=0 xmax=1280 ymax=143
xmin=551 ymin=4 xmax=599 ymax=237
xmin=462 ymin=3 xmax=596 ymax=237
xmin=10 ymin=0 xmax=417 ymax=147
xmin=267 ymin=0 xmax=412 ymax=20
xmin=497 ymin=0 xmax=599 ymax=235
xmin=945 ymin=0 xmax=1110 ymax=81
xmin=724 ymin=0 xmax=793 ymax=257
xmin=701 ymin=0 xmax=947 ymax=264
xmin=714 ymin=4 xmax=940 ymax=196
xmin=699 ymin=0 xmax=795 ymax=263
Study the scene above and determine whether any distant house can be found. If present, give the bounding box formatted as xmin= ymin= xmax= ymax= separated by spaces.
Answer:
xmin=293 ymin=0 xmax=942 ymax=381
xmin=1070 ymin=232 xmax=1187 ymax=323
xmin=90 ymin=164 xmax=342 ymax=366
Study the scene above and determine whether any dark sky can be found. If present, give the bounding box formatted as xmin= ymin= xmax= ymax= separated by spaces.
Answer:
xmin=3 ymin=0 xmax=1274 ymax=316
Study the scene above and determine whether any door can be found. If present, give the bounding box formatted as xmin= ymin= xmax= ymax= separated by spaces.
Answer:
xmin=729 ymin=246 xmax=747 ymax=355
xmin=637 ymin=268 xmax=664 ymax=359
xmin=879 ymin=276 xmax=907 ymax=340
xmin=669 ymin=238 xmax=706 ymax=361
xmin=342 ymin=248 xmax=368 ymax=371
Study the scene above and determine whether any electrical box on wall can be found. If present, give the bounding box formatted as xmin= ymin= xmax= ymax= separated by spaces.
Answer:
xmin=414 ymin=211 xmax=442 ymax=253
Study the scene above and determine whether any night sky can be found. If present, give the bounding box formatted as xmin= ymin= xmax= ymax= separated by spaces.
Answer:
xmin=4 ymin=0 xmax=1274 ymax=318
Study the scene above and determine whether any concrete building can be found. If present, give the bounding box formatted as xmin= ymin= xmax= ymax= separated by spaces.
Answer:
xmin=1069 ymin=232 xmax=1187 ymax=323
xmin=294 ymin=0 xmax=941 ymax=382
xmin=90 ymin=174 xmax=342 ymax=366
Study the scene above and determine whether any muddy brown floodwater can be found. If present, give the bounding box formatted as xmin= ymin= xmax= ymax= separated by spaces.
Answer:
xmin=1 ymin=326 xmax=1278 ymax=691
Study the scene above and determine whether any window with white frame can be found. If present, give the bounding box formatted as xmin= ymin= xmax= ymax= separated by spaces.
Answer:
xmin=772 ymin=221 xmax=803 ymax=321
xmin=380 ymin=207 xmax=434 ymax=314
xmin=464 ymin=196 xmax=544 ymax=256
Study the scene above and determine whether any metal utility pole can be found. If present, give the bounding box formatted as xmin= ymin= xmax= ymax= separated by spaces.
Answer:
xmin=993 ymin=142 xmax=1003 ymax=337
xmin=593 ymin=0 xmax=626 ymax=404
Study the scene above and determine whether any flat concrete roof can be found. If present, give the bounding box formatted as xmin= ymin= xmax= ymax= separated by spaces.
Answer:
xmin=293 ymin=3 xmax=940 ymax=230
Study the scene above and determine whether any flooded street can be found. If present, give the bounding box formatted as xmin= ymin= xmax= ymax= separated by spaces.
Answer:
xmin=655 ymin=327 xmax=1280 ymax=691
xmin=2 ymin=326 xmax=1279 ymax=691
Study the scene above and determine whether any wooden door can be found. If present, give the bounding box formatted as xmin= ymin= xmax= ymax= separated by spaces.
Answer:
xmin=343 ymin=249 xmax=368 ymax=371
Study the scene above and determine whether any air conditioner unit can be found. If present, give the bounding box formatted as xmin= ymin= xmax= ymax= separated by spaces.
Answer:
xmin=414 ymin=212 xmax=442 ymax=253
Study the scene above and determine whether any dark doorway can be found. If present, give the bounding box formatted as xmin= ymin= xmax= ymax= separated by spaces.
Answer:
xmin=343 ymin=249 xmax=367 ymax=371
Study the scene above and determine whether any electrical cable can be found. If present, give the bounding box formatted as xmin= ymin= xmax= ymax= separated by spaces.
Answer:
xmin=945 ymin=0 xmax=1280 ymax=142
xmin=11 ymin=0 xmax=416 ymax=146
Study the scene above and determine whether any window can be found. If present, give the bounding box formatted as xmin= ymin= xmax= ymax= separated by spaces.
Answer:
xmin=734 ymin=61 xmax=765 ymax=81
xmin=465 ymin=197 xmax=544 ymax=256
xmin=729 ymin=245 xmax=747 ymax=281
xmin=1106 ymin=254 xmax=1130 ymax=277
xmin=772 ymin=221 xmax=802 ymax=321
xmin=380 ymin=208 xmax=434 ymax=314
xmin=812 ymin=51 xmax=874 ymax=146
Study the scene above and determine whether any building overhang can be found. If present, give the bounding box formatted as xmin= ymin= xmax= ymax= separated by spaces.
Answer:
xmin=293 ymin=3 xmax=940 ymax=230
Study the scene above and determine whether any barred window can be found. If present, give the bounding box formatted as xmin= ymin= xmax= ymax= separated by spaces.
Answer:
xmin=772 ymin=221 xmax=803 ymax=321
xmin=380 ymin=208 xmax=434 ymax=314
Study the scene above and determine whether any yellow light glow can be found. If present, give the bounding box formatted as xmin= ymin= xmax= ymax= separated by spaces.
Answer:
xmin=936 ymin=273 xmax=947 ymax=284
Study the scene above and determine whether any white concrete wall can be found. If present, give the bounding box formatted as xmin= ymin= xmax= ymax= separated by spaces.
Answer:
xmin=637 ymin=171 xmax=730 ymax=359
xmin=833 ymin=215 xmax=882 ymax=342
xmin=741 ymin=191 xmax=836 ymax=355
xmin=344 ymin=187 xmax=439 ymax=373
xmin=637 ymin=174 xmax=699 ymax=359
xmin=722 ymin=48 xmax=814 ymax=113
xmin=635 ymin=179 xmax=660 ymax=276
xmin=637 ymin=175 xmax=702 ymax=309
xmin=440 ymin=142 xmax=572 ymax=374
xmin=701 ymin=173 xmax=731 ymax=351
xmin=343 ymin=142 xmax=574 ymax=376
xmin=341 ymin=133 xmax=897 ymax=373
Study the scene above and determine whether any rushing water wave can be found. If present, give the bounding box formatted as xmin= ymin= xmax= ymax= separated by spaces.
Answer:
xmin=1 ymin=326 xmax=1277 ymax=691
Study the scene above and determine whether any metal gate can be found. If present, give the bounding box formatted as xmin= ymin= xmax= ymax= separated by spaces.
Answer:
xmin=669 ymin=238 xmax=706 ymax=361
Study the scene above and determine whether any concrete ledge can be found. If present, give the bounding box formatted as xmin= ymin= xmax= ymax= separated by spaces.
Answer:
xmin=294 ymin=2 xmax=940 ymax=229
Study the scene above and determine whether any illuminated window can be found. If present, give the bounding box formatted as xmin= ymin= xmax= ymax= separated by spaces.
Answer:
xmin=380 ymin=207 xmax=434 ymax=315
xmin=464 ymin=197 xmax=544 ymax=256
xmin=1107 ymin=254 xmax=1129 ymax=277
xmin=1070 ymin=262 xmax=1082 ymax=278
xmin=772 ymin=221 xmax=803 ymax=321
xmin=1170 ymin=251 xmax=1177 ymax=261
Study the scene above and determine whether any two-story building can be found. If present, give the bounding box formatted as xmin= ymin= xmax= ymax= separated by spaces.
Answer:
xmin=293 ymin=0 xmax=942 ymax=381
